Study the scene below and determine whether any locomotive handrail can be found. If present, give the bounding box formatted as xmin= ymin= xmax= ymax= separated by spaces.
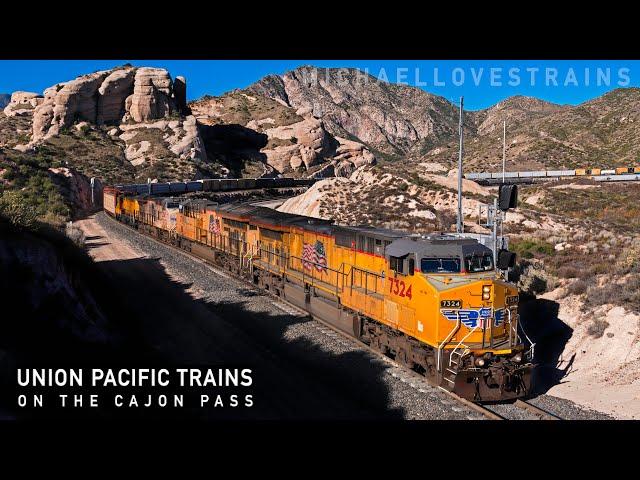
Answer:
xmin=437 ymin=311 xmax=461 ymax=372
xmin=518 ymin=318 xmax=536 ymax=361
xmin=449 ymin=324 xmax=480 ymax=368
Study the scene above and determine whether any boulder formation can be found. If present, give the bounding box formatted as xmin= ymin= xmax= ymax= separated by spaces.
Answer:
xmin=3 ymin=91 xmax=43 ymax=117
xmin=31 ymin=66 xmax=189 ymax=141
xmin=192 ymin=91 xmax=376 ymax=178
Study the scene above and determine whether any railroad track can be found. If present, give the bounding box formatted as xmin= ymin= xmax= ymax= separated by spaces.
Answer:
xmin=512 ymin=399 xmax=560 ymax=420
xmin=103 ymin=213 xmax=562 ymax=421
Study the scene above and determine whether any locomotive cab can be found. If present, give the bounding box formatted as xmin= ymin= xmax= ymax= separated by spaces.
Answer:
xmin=384 ymin=235 xmax=533 ymax=402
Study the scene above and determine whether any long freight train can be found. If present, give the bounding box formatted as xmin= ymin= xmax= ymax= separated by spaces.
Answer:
xmin=466 ymin=166 xmax=640 ymax=181
xmin=103 ymin=186 xmax=534 ymax=402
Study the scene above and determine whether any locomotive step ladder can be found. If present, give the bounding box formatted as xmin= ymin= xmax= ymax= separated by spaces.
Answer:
xmin=441 ymin=326 xmax=479 ymax=387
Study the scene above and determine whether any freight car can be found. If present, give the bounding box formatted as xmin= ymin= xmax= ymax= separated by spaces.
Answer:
xmin=114 ymin=177 xmax=316 ymax=195
xmin=104 ymin=189 xmax=533 ymax=402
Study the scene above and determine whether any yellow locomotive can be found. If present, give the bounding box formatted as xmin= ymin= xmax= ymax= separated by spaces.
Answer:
xmin=104 ymin=187 xmax=533 ymax=402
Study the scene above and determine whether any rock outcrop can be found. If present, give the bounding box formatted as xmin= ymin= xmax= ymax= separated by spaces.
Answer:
xmin=192 ymin=89 xmax=376 ymax=178
xmin=31 ymin=66 xmax=188 ymax=142
xmin=97 ymin=68 xmax=136 ymax=124
xmin=3 ymin=91 xmax=43 ymax=117
xmin=124 ymin=67 xmax=174 ymax=123
xmin=48 ymin=167 xmax=103 ymax=215
xmin=22 ymin=66 xmax=209 ymax=181
xmin=262 ymin=118 xmax=336 ymax=172
xmin=277 ymin=166 xmax=477 ymax=231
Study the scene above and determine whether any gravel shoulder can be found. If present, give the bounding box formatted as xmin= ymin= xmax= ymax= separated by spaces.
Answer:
xmin=78 ymin=212 xmax=613 ymax=420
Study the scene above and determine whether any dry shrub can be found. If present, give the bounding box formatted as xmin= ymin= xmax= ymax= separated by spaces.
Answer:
xmin=557 ymin=266 xmax=580 ymax=279
xmin=587 ymin=319 xmax=610 ymax=338
xmin=568 ymin=279 xmax=588 ymax=295
xmin=65 ymin=221 xmax=86 ymax=248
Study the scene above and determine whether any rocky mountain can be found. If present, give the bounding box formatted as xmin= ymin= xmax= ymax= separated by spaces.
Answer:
xmin=240 ymin=66 xmax=640 ymax=173
xmin=0 ymin=93 xmax=10 ymax=109
xmin=246 ymin=66 xmax=464 ymax=160
xmin=190 ymin=89 xmax=376 ymax=178
xmin=428 ymin=88 xmax=640 ymax=171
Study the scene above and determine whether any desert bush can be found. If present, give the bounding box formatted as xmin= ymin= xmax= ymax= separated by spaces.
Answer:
xmin=510 ymin=238 xmax=555 ymax=259
xmin=583 ymin=275 xmax=640 ymax=313
xmin=617 ymin=243 xmax=640 ymax=274
xmin=568 ymin=279 xmax=588 ymax=295
xmin=557 ymin=265 xmax=580 ymax=279
xmin=517 ymin=266 xmax=555 ymax=296
xmin=0 ymin=190 xmax=37 ymax=229
xmin=587 ymin=319 xmax=610 ymax=338
xmin=65 ymin=221 xmax=86 ymax=248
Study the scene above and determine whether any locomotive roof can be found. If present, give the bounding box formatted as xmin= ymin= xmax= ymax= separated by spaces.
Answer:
xmin=386 ymin=235 xmax=493 ymax=258
xmin=337 ymin=225 xmax=407 ymax=240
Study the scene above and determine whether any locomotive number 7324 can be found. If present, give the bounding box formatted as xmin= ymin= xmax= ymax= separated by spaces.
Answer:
xmin=389 ymin=278 xmax=413 ymax=299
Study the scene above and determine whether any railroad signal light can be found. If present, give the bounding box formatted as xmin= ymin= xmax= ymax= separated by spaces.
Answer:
xmin=497 ymin=249 xmax=516 ymax=270
xmin=498 ymin=184 xmax=518 ymax=211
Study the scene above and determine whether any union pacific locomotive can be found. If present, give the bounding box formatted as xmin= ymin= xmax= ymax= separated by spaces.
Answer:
xmin=103 ymin=186 xmax=534 ymax=402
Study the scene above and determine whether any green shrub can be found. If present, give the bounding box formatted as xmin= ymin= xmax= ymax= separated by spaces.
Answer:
xmin=0 ymin=190 xmax=38 ymax=229
xmin=510 ymin=239 xmax=554 ymax=259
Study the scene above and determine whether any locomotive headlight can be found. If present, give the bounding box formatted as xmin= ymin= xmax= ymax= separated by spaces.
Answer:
xmin=513 ymin=353 xmax=523 ymax=363
xmin=475 ymin=357 xmax=486 ymax=367
xmin=482 ymin=285 xmax=491 ymax=300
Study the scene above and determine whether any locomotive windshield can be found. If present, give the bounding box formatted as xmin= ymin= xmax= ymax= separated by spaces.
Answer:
xmin=465 ymin=253 xmax=494 ymax=272
xmin=421 ymin=257 xmax=461 ymax=273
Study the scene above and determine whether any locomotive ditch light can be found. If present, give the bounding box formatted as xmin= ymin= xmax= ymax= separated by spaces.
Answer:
xmin=475 ymin=357 xmax=486 ymax=367
xmin=513 ymin=353 xmax=523 ymax=363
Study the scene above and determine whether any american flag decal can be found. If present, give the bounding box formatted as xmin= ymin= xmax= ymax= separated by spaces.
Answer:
xmin=302 ymin=240 xmax=327 ymax=272
xmin=209 ymin=215 xmax=220 ymax=234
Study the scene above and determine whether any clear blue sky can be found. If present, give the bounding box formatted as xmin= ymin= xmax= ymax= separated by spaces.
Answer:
xmin=1 ymin=60 xmax=638 ymax=111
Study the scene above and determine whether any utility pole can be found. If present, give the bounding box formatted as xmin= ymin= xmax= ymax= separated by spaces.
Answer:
xmin=456 ymin=97 xmax=464 ymax=234
xmin=501 ymin=120 xmax=507 ymax=280
xmin=502 ymin=120 xmax=506 ymax=183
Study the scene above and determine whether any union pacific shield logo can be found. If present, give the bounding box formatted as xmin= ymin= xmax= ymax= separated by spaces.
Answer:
xmin=440 ymin=308 xmax=505 ymax=328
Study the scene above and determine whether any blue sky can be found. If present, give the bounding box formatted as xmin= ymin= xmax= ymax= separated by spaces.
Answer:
xmin=0 ymin=60 xmax=638 ymax=111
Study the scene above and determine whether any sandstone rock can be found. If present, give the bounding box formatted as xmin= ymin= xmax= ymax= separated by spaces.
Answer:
xmin=262 ymin=118 xmax=336 ymax=172
xmin=125 ymin=67 xmax=175 ymax=123
xmin=31 ymin=67 xmax=186 ymax=142
xmin=97 ymin=67 xmax=136 ymax=124
xmin=3 ymin=91 xmax=43 ymax=117
xmin=51 ymin=71 xmax=111 ymax=132
xmin=125 ymin=140 xmax=151 ymax=166
xmin=168 ymin=115 xmax=207 ymax=160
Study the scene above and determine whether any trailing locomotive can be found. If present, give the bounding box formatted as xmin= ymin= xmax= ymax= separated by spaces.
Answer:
xmin=103 ymin=186 xmax=534 ymax=402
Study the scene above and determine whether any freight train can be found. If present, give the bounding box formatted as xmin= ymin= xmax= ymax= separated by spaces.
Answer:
xmin=466 ymin=166 xmax=640 ymax=181
xmin=114 ymin=177 xmax=316 ymax=196
xmin=103 ymin=186 xmax=534 ymax=402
